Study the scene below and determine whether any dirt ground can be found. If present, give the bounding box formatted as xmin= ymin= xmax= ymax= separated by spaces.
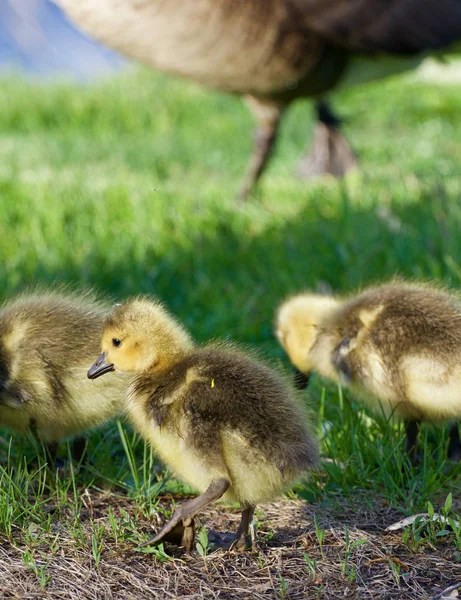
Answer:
xmin=1 ymin=493 xmax=459 ymax=600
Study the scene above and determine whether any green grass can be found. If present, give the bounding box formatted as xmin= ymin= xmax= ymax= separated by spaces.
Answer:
xmin=0 ymin=67 xmax=460 ymax=556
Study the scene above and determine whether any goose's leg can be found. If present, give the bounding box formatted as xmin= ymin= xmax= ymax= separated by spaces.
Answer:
xmin=448 ymin=423 xmax=461 ymax=461
xmin=296 ymin=101 xmax=357 ymax=179
xmin=44 ymin=442 xmax=62 ymax=468
xmin=237 ymin=96 xmax=285 ymax=202
xmin=72 ymin=437 xmax=88 ymax=464
xmin=405 ymin=420 xmax=420 ymax=463
xmin=140 ymin=478 xmax=230 ymax=550
xmin=28 ymin=419 xmax=60 ymax=469
xmin=230 ymin=505 xmax=255 ymax=551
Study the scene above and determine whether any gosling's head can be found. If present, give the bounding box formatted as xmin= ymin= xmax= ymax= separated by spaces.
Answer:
xmin=88 ymin=298 xmax=194 ymax=379
xmin=275 ymin=293 xmax=340 ymax=378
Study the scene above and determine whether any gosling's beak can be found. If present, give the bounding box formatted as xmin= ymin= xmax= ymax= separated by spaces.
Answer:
xmin=87 ymin=352 xmax=115 ymax=379
xmin=294 ymin=368 xmax=310 ymax=390
xmin=332 ymin=338 xmax=352 ymax=384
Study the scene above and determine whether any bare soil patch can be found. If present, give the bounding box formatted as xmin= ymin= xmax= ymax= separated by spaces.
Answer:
xmin=0 ymin=493 xmax=459 ymax=599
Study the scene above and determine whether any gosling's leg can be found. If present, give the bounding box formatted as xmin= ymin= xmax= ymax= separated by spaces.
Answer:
xmin=72 ymin=437 xmax=88 ymax=464
xmin=296 ymin=101 xmax=357 ymax=179
xmin=43 ymin=438 xmax=87 ymax=472
xmin=405 ymin=420 xmax=420 ymax=463
xmin=230 ymin=505 xmax=256 ymax=551
xmin=448 ymin=423 xmax=461 ymax=461
xmin=44 ymin=442 xmax=61 ymax=469
xmin=140 ymin=478 xmax=230 ymax=550
xmin=237 ymin=96 xmax=285 ymax=202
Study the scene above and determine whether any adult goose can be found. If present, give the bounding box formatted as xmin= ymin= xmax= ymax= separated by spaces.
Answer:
xmin=54 ymin=0 xmax=461 ymax=199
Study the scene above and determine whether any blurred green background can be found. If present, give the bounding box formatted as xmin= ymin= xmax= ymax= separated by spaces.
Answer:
xmin=1 ymin=63 xmax=461 ymax=515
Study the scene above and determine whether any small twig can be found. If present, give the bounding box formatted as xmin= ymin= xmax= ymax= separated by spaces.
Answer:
xmin=429 ymin=582 xmax=461 ymax=600
xmin=368 ymin=557 xmax=410 ymax=570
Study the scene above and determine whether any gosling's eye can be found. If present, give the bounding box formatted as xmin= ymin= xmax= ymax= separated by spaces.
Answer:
xmin=112 ymin=338 xmax=122 ymax=348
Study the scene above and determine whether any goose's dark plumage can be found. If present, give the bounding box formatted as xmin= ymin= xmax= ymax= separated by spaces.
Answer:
xmin=294 ymin=0 xmax=461 ymax=54
xmin=53 ymin=0 xmax=461 ymax=199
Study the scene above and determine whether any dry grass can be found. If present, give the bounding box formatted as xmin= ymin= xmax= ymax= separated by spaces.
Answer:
xmin=1 ymin=492 xmax=459 ymax=600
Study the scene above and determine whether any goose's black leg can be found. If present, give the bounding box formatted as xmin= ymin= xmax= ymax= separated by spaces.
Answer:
xmin=405 ymin=420 xmax=420 ymax=463
xmin=294 ymin=369 xmax=310 ymax=390
xmin=44 ymin=442 xmax=62 ymax=468
xmin=296 ymin=101 xmax=357 ymax=179
xmin=230 ymin=504 xmax=256 ymax=551
xmin=140 ymin=478 xmax=230 ymax=551
xmin=448 ymin=423 xmax=461 ymax=461
xmin=72 ymin=437 xmax=88 ymax=464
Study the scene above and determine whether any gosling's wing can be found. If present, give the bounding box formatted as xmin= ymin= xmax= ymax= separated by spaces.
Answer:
xmin=290 ymin=0 xmax=461 ymax=53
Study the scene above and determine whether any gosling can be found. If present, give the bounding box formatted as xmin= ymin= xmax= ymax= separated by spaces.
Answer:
xmin=88 ymin=298 xmax=318 ymax=550
xmin=275 ymin=282 xmax=461 ymax=460
xmin=0 ymin=290 xmax=128 ymax=460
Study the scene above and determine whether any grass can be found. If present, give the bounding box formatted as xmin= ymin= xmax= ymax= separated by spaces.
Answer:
xmin=0 ymin=66 xmax=461 ymax=598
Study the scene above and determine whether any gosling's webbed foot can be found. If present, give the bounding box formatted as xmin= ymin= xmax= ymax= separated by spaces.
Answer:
xmin=140 ymin=478 xmax=230 ymax=551
xmin=229 ymin=533 xmax=249 ymax=551
xmin=141 ymin=506 xmax=193 ymax=548
xmin=229 ymin=505 xmax=256 ymax=552
xmin=157 ymin=517 xmax=196 ymax=551
xmin=140 ymin=516 xmax=196 ymax=551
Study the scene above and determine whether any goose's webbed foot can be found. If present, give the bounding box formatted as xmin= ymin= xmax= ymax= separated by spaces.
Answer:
xmin=156 ymin=517 xmax=196 ymax=551
xmin=229 ymin=505 xmax=255 ymax=552
xmin=140 ymin=478 xmax=229 ymax=551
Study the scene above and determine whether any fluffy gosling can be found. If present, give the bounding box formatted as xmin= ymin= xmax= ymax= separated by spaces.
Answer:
xmin=0 ymin=291 xmax=128 ymax=460
xmin=275 ymin=282 xmax=461 ymax=459
xmin=88 ymin=298 xmax=318 ymax=550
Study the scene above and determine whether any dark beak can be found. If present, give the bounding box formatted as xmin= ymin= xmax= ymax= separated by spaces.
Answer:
xmin=87 ymin=352 xmax=115 ymax=379
xmin=294 ymin=368 xmax=310 ymax=390
xmin=332 ymin=338 xmax=352 ymax=384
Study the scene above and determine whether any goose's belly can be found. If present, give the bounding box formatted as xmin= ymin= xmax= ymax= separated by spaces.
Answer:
xmin=142 ymin=423 xmax=291 ymax=504
xmin=127 ymin=395 xmax=294 ymax=505
xmin=147 ymin=423 xmax=215 ymax=493
xmin=356 ymin=353 xmax=461 ymax=422
xmin=221 ymin=431 xmax=290 ymax=505
xmin=54 ymin=0 xmax=321 ymax=95
xmin=401 ymin=356 xmax=461 ymax=422
xmin=127 ymin=399 xmax=216 ymax=493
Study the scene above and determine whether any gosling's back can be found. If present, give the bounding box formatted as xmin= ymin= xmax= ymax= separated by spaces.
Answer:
xmin=332 ymin=283 xmax=461 ymax=421
xmin=130 ymin=343 xmax=318 ymax=504
xmin=335 ymin=283 xmax=461 ymax=356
